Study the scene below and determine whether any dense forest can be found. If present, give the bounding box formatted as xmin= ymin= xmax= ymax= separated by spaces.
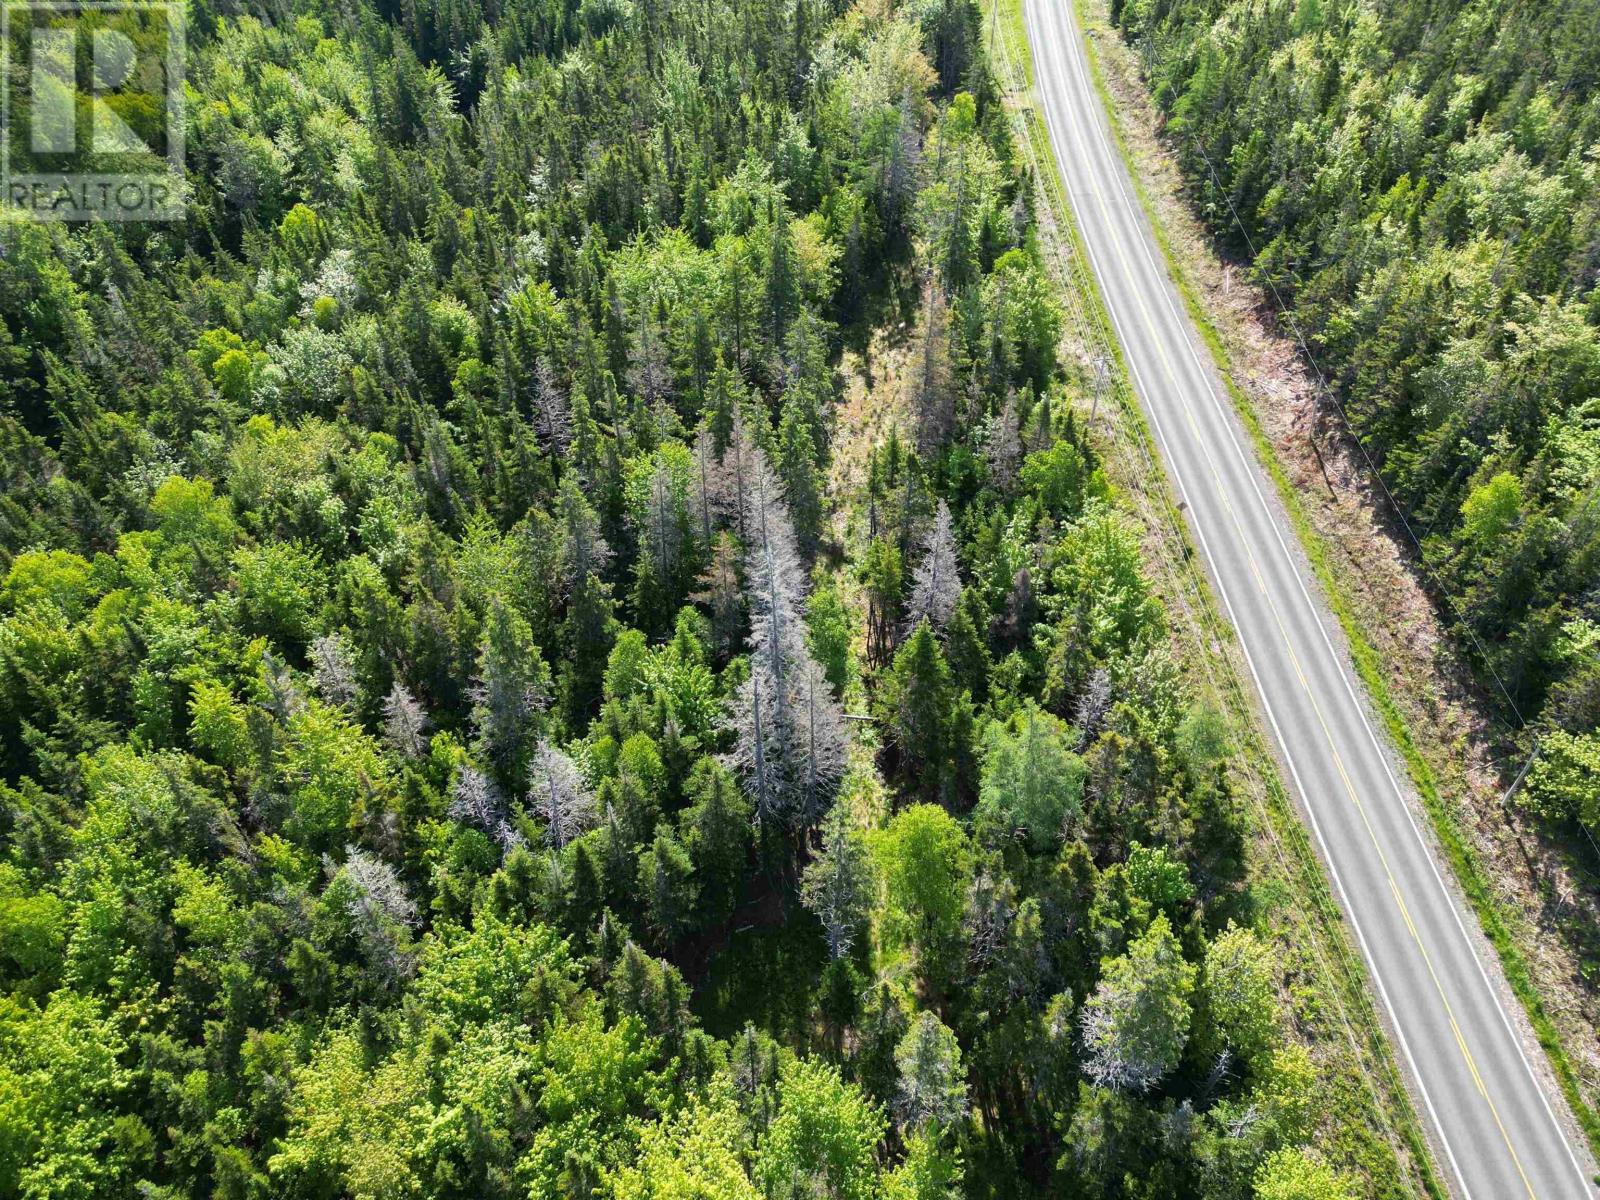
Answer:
xmin=1107 ymin=0 xmax=1600 ymax=836
xmin=0 ymin=0 xmax=1357 ymax=1197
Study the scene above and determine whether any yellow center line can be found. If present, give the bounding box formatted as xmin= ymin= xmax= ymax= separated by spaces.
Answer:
xmin=1050 ymin=46 xmax=1540 ymax=1197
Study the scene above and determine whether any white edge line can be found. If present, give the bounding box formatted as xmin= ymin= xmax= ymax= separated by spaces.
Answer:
xmin=1049 ymin=2 xmax=1590 ymax=1186
xmin=1022 ymin=0 xmax=1483 ymax=1191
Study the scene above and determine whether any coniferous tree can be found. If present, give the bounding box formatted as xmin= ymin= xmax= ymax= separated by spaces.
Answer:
xmin=728 ymin=455 xmax=849 ymax=834
xmin=894 ymin=1012 xmax=969 ymax=1132
xmin=638 ymin=828 xmax=697 ymax=942
xmin=528 ymin=737 xmax=598 ymax=849
xmin=801 ymin=802 xmax=875 ymax=959
xmin=680 ymin=758 xmax=752 ymax=921
xmin=862 ymin=537 xmax=904 ymax=671
xmin=381 ymin=681 xmax=431 ymax=759
xmin=450 ymin=764 xmax=523 ymax=852
xmin=627 ymin=315 xmax=673 ymax=415
xmin=690 ymin=427 xmax=720 ymax=553
xmin=781 ymin=308 xmax=834 ymax=464
xmin=985 ymin=390 xmax=1023 ymax=492
xmin=261 ymin=648 xmax=304 ymax=720
xmin=905 ymin=499 xmax=961 ymax=633
xmin=696 ymin=532 xmax=745 ymax=660
xmin=764 ymin=203 xmax=799 ymax=356
xmin=335 ymin=846 xmax=418 ymax=986
xmin=778 ymin=397 xmax=824 ymax=558
xmin=308 ymin=632 xmax=358 ymax=709
xmin=0 ymin=3 xmax=1359 ymax=1193
xmin=530 ymin=356 xmax=572 ymax=455
xmin=557 ymin=480 xmax=618 ymax=723
xmin=943 ymin=589 xmax=991 ymax=700
xmin=469 ymin=600 xmax=548 ymax=778
xmin=794 ymin=658 xmax=850 ymax=827
xmin=1080 ymin=913 xmax=1196 ymax=1094
xmin=877 ymin=621 xmax=973 ymax=808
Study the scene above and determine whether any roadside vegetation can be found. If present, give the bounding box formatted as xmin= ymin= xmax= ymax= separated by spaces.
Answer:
xmin=982 ymin=0 xmax=1444 ymax=1193
xmin=1089 ymin=0 xmax=1600 ymax=1152
xmin=0 ymin=0 xmax=1372 ymax=1197
xmin=1105 ymin=0 xmax=1599 ymax=843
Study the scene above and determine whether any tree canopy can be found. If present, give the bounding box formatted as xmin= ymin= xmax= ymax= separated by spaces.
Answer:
xmin=0 ymin=0 xmax=1364 ymax=1196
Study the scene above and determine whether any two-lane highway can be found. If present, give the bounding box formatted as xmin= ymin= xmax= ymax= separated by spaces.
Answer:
xmin=1021 ymin=0 xmax=1595 ymax=1194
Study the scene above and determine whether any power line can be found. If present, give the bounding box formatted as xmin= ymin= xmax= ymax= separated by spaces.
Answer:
xmin=1176 ymin=127 xmax=1600 ymax=861
xmin=1184 ymin=131 xmax=1529 ymax=727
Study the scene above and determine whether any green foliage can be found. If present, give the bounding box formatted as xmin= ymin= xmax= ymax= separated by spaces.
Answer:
xmin=876 ymin=623 xmax=974 ymax=808
xmin=1523 ymin=730 xmax=1600 ymax=828
xmin=893 ymin=1011 xmax=968 ymax=1131
xmin=1252 ymin=1148 xmax=1357 ymax=1200
xmin=610 ymin=1097 xmax=762 ymax=1200
xmin=638 ymin=829 xmax=697 ymax=942
xmin=1118 ymin=0 xmax=1600 ymax=827
xmin=234 ymin=541 xmax=324 ymax=645
xmin=2 ymin=551 xmax=93 ymax=617
xmin=187 ymin=680 xmax=250 ymax=769
xmin=1202 ymin=923 xmax=1281 ymax=1062
xmin=280 ymin=701 xmax=390 ymax=851
xmin=873 ymin=805 xmax=973 ymax=982
xmin=0 ymin=0 xmax=1337 ymax=1193
xmin=521 ymin=1011 xmax=671 ymax=1196
xmin=1123 ymin=843 xmax=1194 ymax=912
xmin=984 ymin=249 xmax=1064 ymax=395
xmin=1021 ymin=438 xmax=1097 ymax=520
xmin=1079 ymin=913 xmax=1196 ymax=1093
xmin=975 ymin=703 xmax=1085 ymax=850
xmin=411 ymin=917 xmax=577 ymax=1033
xmin=759 ymin=1059 xmax=886 ymax=1200
xmin=806 ymin=581 xmax=853 ymax=695
xmin=884 ymin=1132 xmax=961 ymax=1200
xmin=1192 ymin=1042 xmax=1322 ymax=1194
xmin=802 ymin=803 xmax=876 ymax=960
xmin=0 ymin=992 xmax=131 ymax=1198
xmin=0 ymin=866 xmax=63 ymax=985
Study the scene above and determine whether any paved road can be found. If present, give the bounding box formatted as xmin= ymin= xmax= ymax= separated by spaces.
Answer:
xmin=1021 ymin=1 xmax=1596 ymax=1195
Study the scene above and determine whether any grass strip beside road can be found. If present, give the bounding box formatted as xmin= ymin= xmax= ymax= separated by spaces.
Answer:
xmin=1065 ymin=0 xmax=1600 ymax=1169
xmin=984 ymin=0 xmax=1444 ymax=1193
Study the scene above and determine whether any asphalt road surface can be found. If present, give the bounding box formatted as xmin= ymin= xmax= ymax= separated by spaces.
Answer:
xmin=1020 ymin=1 xmax=1596 ymax=1194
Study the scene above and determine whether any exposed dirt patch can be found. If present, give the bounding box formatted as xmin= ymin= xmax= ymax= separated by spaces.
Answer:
xmin=1080 ymin=7 xmax=1600 ymax=1106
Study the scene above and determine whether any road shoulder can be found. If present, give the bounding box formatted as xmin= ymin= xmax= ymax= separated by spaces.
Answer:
xmin=985 ymin=0 xmax=1448 ymax=1192
xmin=1068 ymin=0 xmax=1600 ymax=1167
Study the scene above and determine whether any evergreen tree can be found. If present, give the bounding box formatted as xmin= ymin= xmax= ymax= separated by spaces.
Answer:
xmin=801 ymin=803 xmax=875 ymax=959
xmin=975 ymin=704 xmax=1085 ymax=851
xmin=764 ymin=204 xmax=799 ymax=356
xmin=638 ymin=828 xmax=697 ymax=943
xmin=778 ymin=396 xmax=824 ymax=558
xmin=862 ymin=537 xmax=905 ymax=671
xmin=680 ymin=758 xmax=752 ymax=921
xmin=877 ymin=621 xmax=973 ymax=808
xmin=894 ymin=1012 xmax=969 ymax=1132
xmin=557 ymin=480 xmax=618 ymax=724
xmin=469 ymin=599 xmax=548 ymax=778
xmin=1080 ymin=914 xmax=1196 ymax=1093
